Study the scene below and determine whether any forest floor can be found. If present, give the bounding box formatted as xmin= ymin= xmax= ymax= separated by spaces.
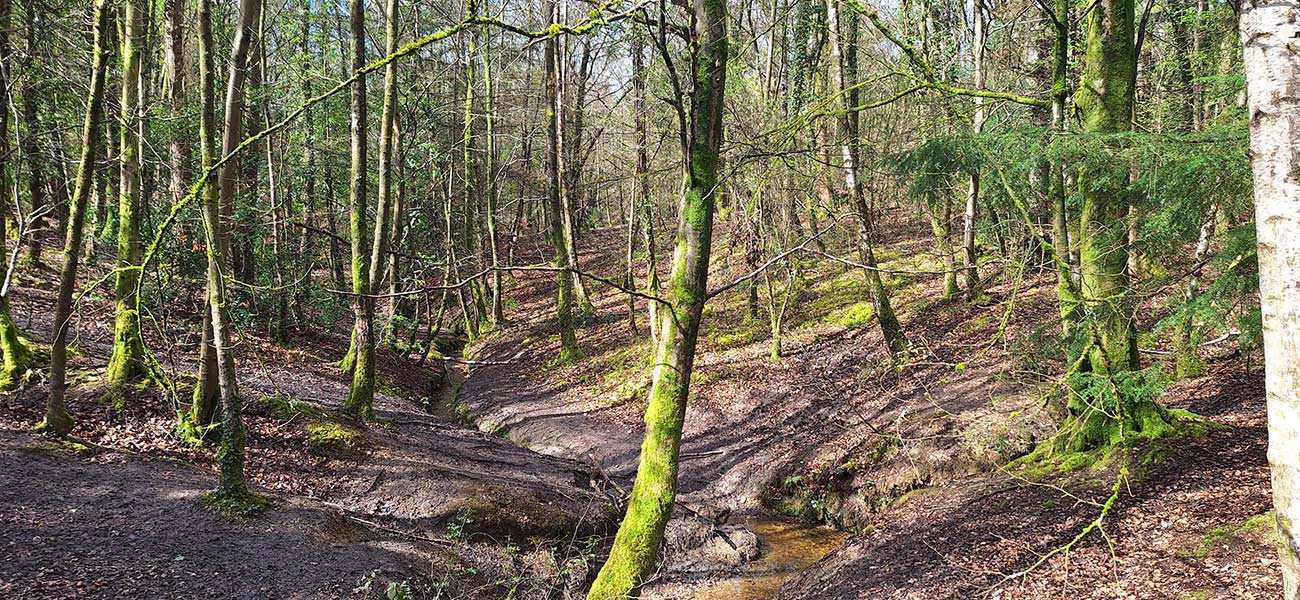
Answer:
xmin=454 ymin=213 xmax=1282 ymax=600
xmin=0 ymin=212 xmax=1284 ymax=599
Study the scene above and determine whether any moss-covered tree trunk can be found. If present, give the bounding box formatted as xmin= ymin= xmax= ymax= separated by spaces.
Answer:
xmin=828 ymin=1 xmax=909 ymax=361
xmin=196 ymin=0 xmax=253 ymax=507
xmin=460 ymin=23 xmax=482 ymax=340
xmin=369 ymin=0 xmax=400 ymax=343
xmin=41 ymin=0 xmax=112 ymax=437
xmin=194 ymin=0 xmax=261 ymax=414
xmin=0 ymin=0 xmax=32 ymax=392
xmin=342 ymin=0 xmax=375 ymax=419
xmin=585 ymin=0 xmax=727 ymax=595
xmin=924 ymin=195 xmax=961 ymax=298
xmin=544 ymin=0 xmax=580 ymax=363
xmin=1240 ymin=1 xmax=1300 ymax=594
xmin=105 ymin=0 xmax=151 ymax=391
xmin=555 ymin=10 xmax=595 ymax=317
xmin=483 ymin=25 xmax=504 ymax=326
xmin=1048 ymin=0 xmax=1080 ymax=333
xmin=1043 ymin=0 xmax=1180 ymax=454
xmin=1074 ymin=0 xmax=1137 ymax=374
xmin=163 ymin=0 xmax=187 ymax=208
xmin=19 ymin=7 xmax=47 ymax=268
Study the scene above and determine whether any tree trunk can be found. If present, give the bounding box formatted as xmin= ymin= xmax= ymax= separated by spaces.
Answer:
xmin=1048 ymin=0 xmax=1080 ymax=332
xmin=106 ymin=0 xmax=150 ymax=390
xmin=196 ymin=0 xmax=262 ymax=409
xmin=631 ymin=25 xmax=659 ymax=343
xmin=370 ymin=0 xmax=400 ymax=344
xmin=1075 ymin=0 xmax=1138 ymax=374
xmin=585 ymin=0 xmax=727 ymax=595
xmin=483 ymin=25 xmax=505 ymax=325
xmin=343 ymin=0 xmax=375 ymax=419
xmin=963 ymin=0 xmax=986 ymax=299
xmin=556 ymin=11 xmax=595 ymax=315
xmin=19 ymin=6 xmax=46 ymax=267
xmin=1239 ymin=2 xmax=1300 ymax=595
xmin=41 ymin=0 xmax=112 ymax=437
xmin=196 ymin=0 xmax=253 ymax=506
xmin=164 ymin=0 xmax=187 ymax=209
xmin=828 ymin=0 xmax=908 ymax=361
xmin=0 ymin=0 xmax=32 ymax=391
xmin=545 ymin=0 xmax=580 ymax=363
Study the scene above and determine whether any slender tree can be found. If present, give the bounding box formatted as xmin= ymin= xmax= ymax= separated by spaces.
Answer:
xmin=197 ymin=0 xmax=257 ymax=510
xmin=545 ymin=0 xmax=580 ymax=363
xmin=827 ymin=0 xmax=909 ymax=360
xmin=0 ymin=0 xmax=33 ymax=391
xmin=962 ymin=0 xmax=986 ymax=299
xmin=586 ymin=0 xmax=727 ymax=595
xmin=190 ymin=0 xmax=262 ymax=431
xmin=631 ymin=22 xmax=659 ymax=344
xmin=19 ymin=5 xmax=47 ymax=267
xmin=40 ymin=0 xmax=113 ymax=437
xmin=343 ymin=0 xmax=376 ymax=419
xmin=370 ymin=0 xmax=399 ymax=339
xmin=105 ymin=0 xmax=151 ymax=390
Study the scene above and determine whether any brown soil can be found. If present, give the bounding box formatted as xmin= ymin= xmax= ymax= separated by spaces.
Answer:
xmin=0 ymin=256 xmax=614 ymax=599
xmin=0 ymin=213 xmax=1282 ymax=599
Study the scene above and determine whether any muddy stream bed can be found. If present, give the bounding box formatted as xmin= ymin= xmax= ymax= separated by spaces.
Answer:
xmin=439 ymin=359 xmax=848 ymax=599
xmin=661 ymin=515 xmax=849 ymax=599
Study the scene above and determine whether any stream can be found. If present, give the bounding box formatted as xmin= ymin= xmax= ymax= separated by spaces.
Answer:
xmin=440 ymin=358 xmax=848 ymax=599
xmin=672 ymin=515 xmax=849 ymax=600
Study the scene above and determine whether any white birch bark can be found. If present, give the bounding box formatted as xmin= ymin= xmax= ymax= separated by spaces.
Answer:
xmin=1240 ymin=2 xmax=1300 ymax=595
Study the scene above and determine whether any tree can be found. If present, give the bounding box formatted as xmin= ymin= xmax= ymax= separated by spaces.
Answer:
xmin=585 ymin=0 xmax=727 ymax=595
xmin=40 ymin=0 xmax=113 ymax=437
xmin=827 ymin=0 xmax=909 ymax=361
xmin=1240 ymin=0 xmax=1300 ymax=595
xmin=370 ymin=0 xmax=400 ymax=342
xmin=1074 ymin=0 xmax=1139 ymax=375
xmin=196 ymin=0 xmax=257 ymax=512
xmin=343 ymin=0 xmax=376 ymax=419
xmin=545 ymin=0 xmax=581 ymax=364
xmin=0 ymin=0 xmax=34 ymax=391
xmin=190 ymin=0 xmax=264 ymax=433
xmin=105 ymin=0 xmax=151 ymax=391
xmin=630 ymin=23 xmax=659 ymax=345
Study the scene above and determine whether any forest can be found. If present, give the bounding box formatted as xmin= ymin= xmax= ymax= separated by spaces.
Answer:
xmin=0 ymin=0 xmax=1296 ymax=597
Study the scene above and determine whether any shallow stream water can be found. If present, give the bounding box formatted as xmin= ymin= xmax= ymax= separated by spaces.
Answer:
xmin=680 ymin=515 xmax=848 ymax=600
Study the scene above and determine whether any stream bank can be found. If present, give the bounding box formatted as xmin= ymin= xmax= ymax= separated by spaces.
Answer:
xmin=442 ymin=344 xmax=851 ymax=599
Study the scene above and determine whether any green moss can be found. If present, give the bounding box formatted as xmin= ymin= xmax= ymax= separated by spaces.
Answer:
xmin=1178 ymin=513 xmax=1273 ymax=560
xmin=202 ymin=486 xmax=267 ymax=518
xmin=832 ymin=302 xmax=876 ymax=329
xmin=307 ymin=422 xmax=367 ymax=456
xmin=263 ymin=394 xmax=324 ymax=420
xmin=174 ymin=409 xmax=218 ymax=447
xmin=0 ymin=310 xmax=38 ymax=391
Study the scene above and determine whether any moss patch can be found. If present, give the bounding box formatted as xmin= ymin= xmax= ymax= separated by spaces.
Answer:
xmin=202 ymin=487 xmax=267 ymax=518
xmin=306 ymin=422 xmax=367 ymax=457
xmin=831 ymin=302 xmax=876 ymax=329
xmin=1178 ymin=513 xmax=1274 ymax=560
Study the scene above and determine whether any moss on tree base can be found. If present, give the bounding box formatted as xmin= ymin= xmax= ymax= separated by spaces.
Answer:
xmin=1012 ymin=370 xmax=1218 ymax=477
xmin=202 ymin=486 xmax=266 ymax=519
xmin=0 ymin=313 xmax=38 ymax=391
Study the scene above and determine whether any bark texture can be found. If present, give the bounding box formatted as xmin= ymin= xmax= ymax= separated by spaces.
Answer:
xmin=586 ymin=0 xmax=727 ymax=595
xmin=1239 ymin=2 xmax=1300 ymax=595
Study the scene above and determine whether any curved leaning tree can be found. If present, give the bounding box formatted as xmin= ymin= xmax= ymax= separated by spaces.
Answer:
xmin=585 ymin=0 xmax=729 ymax=596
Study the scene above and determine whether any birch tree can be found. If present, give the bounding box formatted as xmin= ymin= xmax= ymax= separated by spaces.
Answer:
xmin=1240 ymin=1 xmax=1300 ymax=595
